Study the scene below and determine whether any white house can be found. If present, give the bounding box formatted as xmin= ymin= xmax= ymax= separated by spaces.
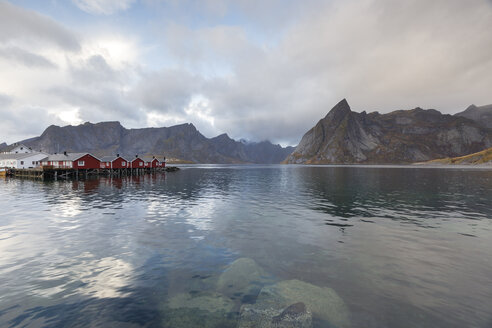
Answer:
xmin=0 ymin=153 xmax=48 ymax=169
xmin=0 ymin=143 xmax=34 ymax=154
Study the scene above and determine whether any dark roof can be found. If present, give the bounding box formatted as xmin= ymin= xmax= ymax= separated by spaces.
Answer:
xmin=99 ymin=155 xmax=129 ymax=162
xmin=0 ymin=152 xmax=47 ymax=160
xmin=0 ymin=143 xmax=31 ymax=153
xmin=44 ymin=153 xmax=99 ymax=161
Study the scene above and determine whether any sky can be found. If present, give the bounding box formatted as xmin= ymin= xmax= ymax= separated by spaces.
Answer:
xmin=0 ymin=0 xmax=492 ymax=145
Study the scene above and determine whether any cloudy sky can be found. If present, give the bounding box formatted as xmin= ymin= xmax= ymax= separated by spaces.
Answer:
xmin=1 ymin=0 xmax=492 ymax=145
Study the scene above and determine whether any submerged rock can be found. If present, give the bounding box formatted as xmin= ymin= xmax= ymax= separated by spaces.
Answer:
xmin=161 ymin=307 xmax=237 ymax=328
xmin=167 ymin=291 xmax=235 ymax=313
xmin=162 ymin=291 xmax=238 ymax=328
xmin=238 ymin=302 xmax=312 ymax=328
xmin=241 ymin=279 xmax=350 ymax=328
xmin=217 ymin=258 xmax=271 ymax=299
xmin=272 ymin=302 xmax=311 ymax=327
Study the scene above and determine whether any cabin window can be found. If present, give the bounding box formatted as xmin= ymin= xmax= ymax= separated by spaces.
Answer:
xmin=20 ymin=161 xmax=24 ymax=165
xmin=78 ymin=160 xmax=85 ymax=166
xmin=122 ymin=161 xmax=126 ymax=166
xmin=32 ymin=161 xmax=35 ymax=165
xmin=139 ymin=162 xmax=143 ymax=166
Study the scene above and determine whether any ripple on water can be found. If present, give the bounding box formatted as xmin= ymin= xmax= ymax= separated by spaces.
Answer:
xmin=0 ymin=167 xmax=491 ymax=328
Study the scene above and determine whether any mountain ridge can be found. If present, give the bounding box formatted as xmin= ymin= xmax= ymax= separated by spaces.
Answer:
xmin=455 ymin=104 xmax=492 ymax=129
xmin=17 ymin=121 xmax=295 ymax=164
xmin=284 ymin=99 xmax=492 ymax=164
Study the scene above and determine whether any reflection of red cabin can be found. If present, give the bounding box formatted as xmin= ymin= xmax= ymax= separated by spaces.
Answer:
xmin=99 ymin=155 xmax=129 ymax=169
xmin=130 ymin=157 xmax=145 ymax=169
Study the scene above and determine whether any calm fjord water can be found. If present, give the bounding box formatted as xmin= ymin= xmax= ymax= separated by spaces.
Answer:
xmin=0 ymin=165 xmax=491 ymax=328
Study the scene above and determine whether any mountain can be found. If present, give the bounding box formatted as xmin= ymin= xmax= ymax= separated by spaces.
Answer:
xmin=210 ymin=134 xmax=295 ymax=164
xmin=455 ymin=104 xmax=492 ymax=129
xmin=0 ymin=142 xmax=6 ymax=151
xmin=18 ymin=121 xmax=293 ymax=164
xmin=422 ymin=147 xmax=492 ymax=165
xmin=284 ymin=99 xmax=492 ymax=164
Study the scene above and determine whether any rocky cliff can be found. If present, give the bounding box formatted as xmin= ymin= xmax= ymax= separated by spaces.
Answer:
xmin=19 ymin=121 xmax=293 ymax=164
xmin=284 ymin=99 xmax=492 ymax=164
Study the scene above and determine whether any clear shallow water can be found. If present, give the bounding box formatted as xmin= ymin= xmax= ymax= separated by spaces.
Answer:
xmin=0 ymin=165 xmax=491 ymax=328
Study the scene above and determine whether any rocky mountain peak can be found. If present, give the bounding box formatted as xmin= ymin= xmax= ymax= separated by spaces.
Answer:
xmin=214 ymin=133 xmax=231 ymax=140
xmin=285 ymin=100 xmax=492 ymax=164
xmin=455 ymin=103 xmax=492 ymax=129
xmin=325 ymin=98 xmax=351 ymax=119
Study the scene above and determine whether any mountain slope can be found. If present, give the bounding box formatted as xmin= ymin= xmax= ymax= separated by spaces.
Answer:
xmin=424 ymin=147 xmax=492 ymax=165
xmin=209 ymin=134 xmax=295 ymax=164
xmin=19 ymin=121 xmax=293 ymax=164
xmin=455 ymin=104 xmax=492 ymax=129
xmin=285 ymin=99 xmax=492 ymax=164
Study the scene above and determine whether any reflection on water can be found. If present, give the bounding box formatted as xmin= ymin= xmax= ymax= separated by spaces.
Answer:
xmin=0 ymin=166 xmax=491 ymax=328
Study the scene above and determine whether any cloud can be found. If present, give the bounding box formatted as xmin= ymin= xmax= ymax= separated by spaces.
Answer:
xmin=0 ymin=102 xmax=63 ymax=142
xmin=0 ymin=93 xmax=13 ymax=107
xmin=0 ymin=46 xmax=57 ymax=68
xmin=161 ymin=0 xmax=492 ymax=144
xmin=0 ymin=1 xmax=80 ymax=51
xmin=132 ymin=69 xmax=202 ymax=116
xmin=72 ymin=0 xmax=137 ymax=15
xmin=1 ymin=0 xmax=492 ymax=146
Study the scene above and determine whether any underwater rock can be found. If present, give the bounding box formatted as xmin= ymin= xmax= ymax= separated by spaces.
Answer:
xmin=237 ymin=302 xmax=312 ymax=328
xmin=167 ymin=291 xmax=235 ymax=313
xmin=249 ymin=279 xmax=350 ymax=328
xmin=217 ymin=258 xmax=271 ymax=298
xmin=272 ymin=302 xmax=312 ymax=327
xmin=161 ymin=307 xmax=237 ymax=328
xmin=163 ymin=291 xmax=238 ymax=328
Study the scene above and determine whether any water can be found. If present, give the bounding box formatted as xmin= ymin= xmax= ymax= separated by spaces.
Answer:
xmin=0 ymin=165 xmax=491 ymax=328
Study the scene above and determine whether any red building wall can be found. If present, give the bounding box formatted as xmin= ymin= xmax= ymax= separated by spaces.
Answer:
xmin=73 ymin=154 xmax=101 ymax=169
xmin=130 ymin=158 xmax=144 ymax=168
xmin=112 ymin=157 xmax=128 ymax=169
xmin=151 ymin=159 xmax=159 ymax=168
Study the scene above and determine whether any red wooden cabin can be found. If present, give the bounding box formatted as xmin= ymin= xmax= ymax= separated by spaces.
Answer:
xmin=72 ymin=154 xmax=101 ymax=169
xmin=130 ymin=156 xmax=145 ymax=169
xmin=42 ymin=152 xmax=100 ymax=169
xmin=99 ymin=155 xmax=129 ymax=169
xmin=144 ymin=157 xmax=159 ymax=168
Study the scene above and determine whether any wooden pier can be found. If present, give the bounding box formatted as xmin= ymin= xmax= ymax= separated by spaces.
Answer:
xmin=5 ymin=166 xmax=179 ymax=180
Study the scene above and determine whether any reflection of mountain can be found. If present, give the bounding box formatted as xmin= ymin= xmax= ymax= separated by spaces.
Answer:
xmin=17 ymin=121 xmax=294 ymax=164
xmin=297 ymin=167 xmax=491 ymax=227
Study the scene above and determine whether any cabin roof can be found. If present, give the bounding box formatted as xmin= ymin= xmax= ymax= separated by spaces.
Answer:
xmin=44 ymin=153 xmax=97 ymax=161
xmin=99 ymin=155 xmax=128 ymax=162
xmin=0 ymin=143 xmax=31 ymax=152
xmin=0 ymin=152 xmax=47 ymax=160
